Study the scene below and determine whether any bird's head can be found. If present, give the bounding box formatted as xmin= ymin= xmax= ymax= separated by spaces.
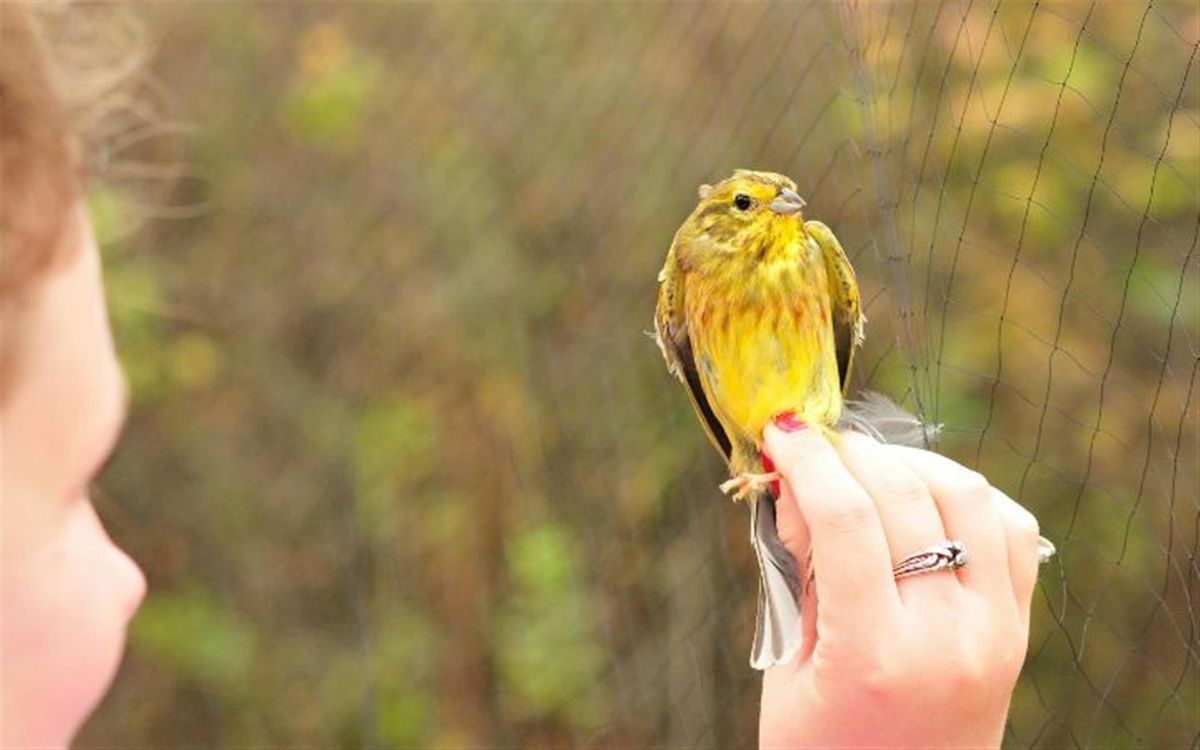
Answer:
xmin=678 ymin=170 xmax=807 ymax=261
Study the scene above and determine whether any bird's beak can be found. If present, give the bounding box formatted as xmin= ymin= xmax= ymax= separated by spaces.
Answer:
xmin=769 ymin=187 xmax=807 ymax=215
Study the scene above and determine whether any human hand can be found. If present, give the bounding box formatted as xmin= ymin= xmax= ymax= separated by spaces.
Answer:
xmin=758 ymin=421 xmax=1043 ymax=749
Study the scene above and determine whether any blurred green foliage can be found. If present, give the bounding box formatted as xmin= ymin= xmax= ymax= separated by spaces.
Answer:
xmin=496 ymin=523 xmax=608 ymax=731
xmin=78 ymin=2 xmax=1197 ymax=748
xmin=132 ymin=588 xmax=256 ymax=692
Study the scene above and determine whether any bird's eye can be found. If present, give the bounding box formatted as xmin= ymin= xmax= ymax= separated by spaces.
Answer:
xmin=734 ymin=194 xmax=752 ymax=211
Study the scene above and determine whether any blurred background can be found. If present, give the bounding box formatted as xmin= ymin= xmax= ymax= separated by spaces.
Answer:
xmin=69 ymin=1 xmax=1197 ymax=747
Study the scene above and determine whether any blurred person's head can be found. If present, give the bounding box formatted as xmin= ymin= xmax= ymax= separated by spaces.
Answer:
xmin=0 ymin=4 xmax=145 ymax=746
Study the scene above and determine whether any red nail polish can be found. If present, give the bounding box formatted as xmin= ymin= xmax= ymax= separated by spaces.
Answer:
xmin=761 ymin=453 xmax=781 ymax=496
xmin=774 ymin=411 xmax=807 ymax=432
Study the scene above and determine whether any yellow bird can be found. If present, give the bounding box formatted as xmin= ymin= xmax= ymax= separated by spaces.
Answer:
xmin=654 ymin=169 xmax=864 ymax=669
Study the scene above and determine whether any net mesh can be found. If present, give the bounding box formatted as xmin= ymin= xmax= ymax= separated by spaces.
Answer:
xmin=81 ymin=2 xmax=1198 ymax=747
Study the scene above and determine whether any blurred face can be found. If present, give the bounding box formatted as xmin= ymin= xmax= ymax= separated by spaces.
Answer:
xmin=0 ymin=203 xmax=145 ymax=748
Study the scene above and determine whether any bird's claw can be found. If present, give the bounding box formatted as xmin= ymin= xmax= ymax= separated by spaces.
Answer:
xmin=719 ymin=471 xmax=781 ymax=502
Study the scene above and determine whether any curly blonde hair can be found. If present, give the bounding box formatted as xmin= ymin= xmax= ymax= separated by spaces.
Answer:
xmin=0 ymin=4 xmax=83 ymax=298
xmin=0 ymin=2 xmax=148 ymax=400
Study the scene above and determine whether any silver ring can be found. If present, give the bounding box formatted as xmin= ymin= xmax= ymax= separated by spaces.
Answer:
xmin=893 ymin=539 xmax=968 ymax=580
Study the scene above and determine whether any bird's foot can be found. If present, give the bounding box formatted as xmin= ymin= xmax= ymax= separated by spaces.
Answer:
xmin=719 ymin=471 xmax=781 ymax=502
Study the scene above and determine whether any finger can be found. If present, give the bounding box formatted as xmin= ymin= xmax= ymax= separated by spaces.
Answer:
xmin=764 ymin=421 xmax=900 ymax=634
xmin=765 ymin=461 xmax=817 ymax=667
xmin=797 ymin=543 xmax=818 ymax=662
xmin=890 ymin=447 xmax=1011 ymax=597
xmin=993 ymin=489 xmax=1042 ymax=627
xmin=768 ymin=476 xmax=820 ymax=666
xmin=762 ymin=453 xmax=811 ymax=566
xmin=836 ymin=432 xmax=955 ymax=602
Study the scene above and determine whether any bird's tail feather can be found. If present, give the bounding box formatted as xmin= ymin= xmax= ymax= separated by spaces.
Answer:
xmin=749 ymin=491 xmax=804 ymax=670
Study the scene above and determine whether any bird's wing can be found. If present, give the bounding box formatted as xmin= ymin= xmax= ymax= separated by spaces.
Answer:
xmin=655 ymin=243 xmax=733 ymax=462
xmin=805 ymin=220 xmax=864 ymax=394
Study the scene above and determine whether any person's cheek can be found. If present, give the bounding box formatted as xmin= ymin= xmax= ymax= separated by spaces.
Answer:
xmin=65 ymin=502 xmax=146 ymax=740
xmin=77 ymin=500 xmax=146 ymax=655
xmin=88 ymin=503 xmax=148 ymax=622
xmin=21 ymin=502 xmax=145 ymax=747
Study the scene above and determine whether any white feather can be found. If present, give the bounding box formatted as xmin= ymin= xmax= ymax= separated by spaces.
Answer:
xmin=840 ymin=390 xmax=941 ymax=447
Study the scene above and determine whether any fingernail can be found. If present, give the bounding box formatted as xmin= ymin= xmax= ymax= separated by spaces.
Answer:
xmin=773 ymin=411 xmax=807 ymax=432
